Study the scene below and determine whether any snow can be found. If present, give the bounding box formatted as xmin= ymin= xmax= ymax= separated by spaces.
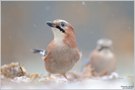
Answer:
xmin=1 ymin=74 xmax=134 ymax=89
xmin=0 ymin=62 xmax=134 ymax=89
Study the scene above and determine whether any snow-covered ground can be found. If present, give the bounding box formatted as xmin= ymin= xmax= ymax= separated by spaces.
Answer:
xmin=1 ymin=74 xmax=134 ymax=89
xmin=0 ymin=62 xmax=134 ymax=89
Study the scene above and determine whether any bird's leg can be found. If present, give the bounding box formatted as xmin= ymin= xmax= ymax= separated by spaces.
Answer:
xmin=62 ymin=73 xmax=77 ymax=81
xmin=46 ymin=73 xmax=53 ymax=80
xmin=62 ymin=73 xmax=68 ymax=80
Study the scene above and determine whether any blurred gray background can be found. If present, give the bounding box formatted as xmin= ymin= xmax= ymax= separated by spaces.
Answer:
xmin=1 ymin=1 xmax=134 ymax=76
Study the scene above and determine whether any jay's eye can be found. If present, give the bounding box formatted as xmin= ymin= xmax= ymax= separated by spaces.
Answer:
xmin=60 ymin=22 xmax=66 ymax=27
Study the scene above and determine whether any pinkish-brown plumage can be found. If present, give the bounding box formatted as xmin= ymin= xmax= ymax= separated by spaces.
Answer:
xmin=44 ymin=41 xmax=80 ymax=74
xmin=84 ymin=39 xmax=116 ymax=77
xmin=33 ymin=19 xmax=80 ymax=78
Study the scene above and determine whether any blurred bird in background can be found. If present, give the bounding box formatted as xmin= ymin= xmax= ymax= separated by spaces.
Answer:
xmin=33 ymin=19 xmax=81 ymax=79
xmin=83 ymin=39 xmax=116 ymax=78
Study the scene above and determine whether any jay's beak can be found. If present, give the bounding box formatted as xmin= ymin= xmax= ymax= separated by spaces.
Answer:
xmin=46 ymin=21 xmax=55 ymax=27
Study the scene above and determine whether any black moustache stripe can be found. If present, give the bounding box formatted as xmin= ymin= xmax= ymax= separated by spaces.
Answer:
xmin=56 ymin=26 xmax=65 ymax=33
xmin=98 ymin=46 xmax=110 ymax=51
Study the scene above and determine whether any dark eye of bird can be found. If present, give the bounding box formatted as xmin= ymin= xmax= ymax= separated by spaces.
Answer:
xmin=61 ymin=22 xmax=65 ymax=27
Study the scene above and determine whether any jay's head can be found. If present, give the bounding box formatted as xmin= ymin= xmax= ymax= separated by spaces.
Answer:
xmin=97 ymin=39 xmax=113 ymax=51
xmin=46 ymin=19 xmax=75 ymax=40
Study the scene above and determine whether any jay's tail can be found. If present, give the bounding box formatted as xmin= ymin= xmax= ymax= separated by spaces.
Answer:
xmin=32 ymin=49 xmax=46 ymax=56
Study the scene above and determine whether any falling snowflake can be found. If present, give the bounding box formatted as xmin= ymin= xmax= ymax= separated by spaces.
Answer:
xmin=82 ymin=1 xmax=86 ymax=6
